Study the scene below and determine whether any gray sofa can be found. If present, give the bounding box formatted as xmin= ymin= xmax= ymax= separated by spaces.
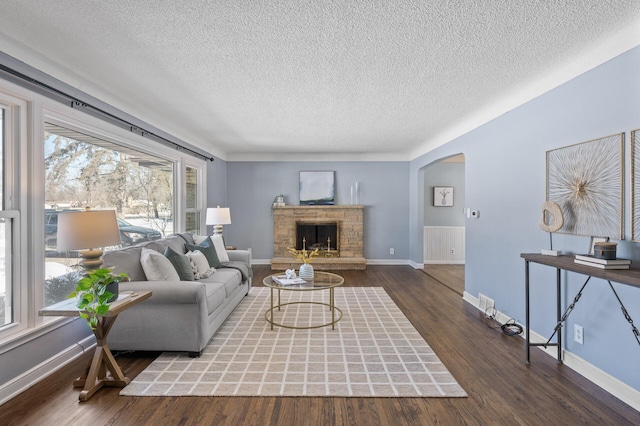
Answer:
xmin=102 ymin=233 xmax=252 ymax=357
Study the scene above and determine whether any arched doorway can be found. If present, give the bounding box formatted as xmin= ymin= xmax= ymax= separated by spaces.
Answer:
xmin=421 ymin=153 xmax=465 ymax=295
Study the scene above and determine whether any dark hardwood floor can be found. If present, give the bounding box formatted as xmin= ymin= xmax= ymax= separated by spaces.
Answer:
xmin=2 ymin=265 xmax=639 ymax=425
xmin=422 ymin=264 xmax=465 ymax=295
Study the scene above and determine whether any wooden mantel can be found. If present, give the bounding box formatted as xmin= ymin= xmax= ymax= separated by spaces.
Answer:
xmin=271 ymin=205 xmax=366 ymax=270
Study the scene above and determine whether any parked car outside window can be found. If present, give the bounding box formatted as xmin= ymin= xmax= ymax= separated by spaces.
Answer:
xmin=45 ymin=210 xmax=162 ymax=253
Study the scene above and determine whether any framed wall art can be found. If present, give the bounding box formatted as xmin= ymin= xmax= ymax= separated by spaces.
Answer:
xmin=546 ymin=133 xmax=624 ymax=239
xmin=299 ymin=171 xmax=335 ymax=205
xmin=433 ymin=186 xmax=454 ymax=207
xmin=632 ymin=129 xmax=640 ymax=241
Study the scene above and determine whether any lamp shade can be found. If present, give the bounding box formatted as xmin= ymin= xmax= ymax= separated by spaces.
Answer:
xmin=57 ymin=209 xmax=122 ymax=250
xmin=206 ymin=206 xmax=231 ymax=225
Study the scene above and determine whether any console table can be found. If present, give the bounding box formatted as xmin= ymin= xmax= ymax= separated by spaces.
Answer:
xmin=521 ymin=253 xmax=640 ymax=364
xmin=40 ymin=291 xmax=151 ymax=401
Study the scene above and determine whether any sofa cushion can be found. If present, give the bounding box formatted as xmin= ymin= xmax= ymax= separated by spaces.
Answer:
xmin=140 ymin=248 xmax=180 ymax=281
xmin=179 ymin=233 xmax=196 ymax=245
xmin=102 ymin=245 xmax=146 ymax=281
xmin=164 ymin=246 xmax=194 ymax=281
xmin=144 ymin=234 xmax=188 ymax=256
xmin=164 ymin=234 xmax=190 ymax=254
xmin=193 ymin=235 xmax=208 ymax=245
xmin=200 ymin=268 xmax=242 ymax=298
xmin=204 ymin=282 xmax=227 ymax=314
xmin=185 ymin=238 xmax=221 ymax=268
xmin=143 ymin=240 xmax=170 ymax=254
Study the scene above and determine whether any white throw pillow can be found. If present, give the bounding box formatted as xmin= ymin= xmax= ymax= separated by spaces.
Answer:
xmin=185 ymin=250 xmax=211 ymax=272
xmin=185 ymin=250 xmax=215 ymax=279
xmin=211 ymin=234 xmax=229 ymax=263
xmin=193 ymin=235 xmax=208 ymax=245
xmin=140 ymin=247 xmax=180 ymax=281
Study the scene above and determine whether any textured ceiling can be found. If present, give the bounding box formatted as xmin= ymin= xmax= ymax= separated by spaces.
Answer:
xmin=0 ymin=1 xmax=639 ymax=161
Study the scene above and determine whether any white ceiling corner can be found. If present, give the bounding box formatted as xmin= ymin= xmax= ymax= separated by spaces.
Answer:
xmin=0 ymin=1 xmax=638 ymax=161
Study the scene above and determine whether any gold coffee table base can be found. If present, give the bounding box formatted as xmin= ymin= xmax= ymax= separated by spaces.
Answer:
xmin=265 ymin=300 xmax=343 ymax=330
xmin=263 ymin=271 xmax=345 ymax=330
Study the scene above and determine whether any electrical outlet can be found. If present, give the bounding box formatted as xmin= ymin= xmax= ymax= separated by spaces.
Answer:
xmin=450 ymin=248 xmax=455 ymax=254
xmin=574 ymin=324 xmax=584 ymax=344
xmin=389 ymin=248 xmax=394 ymax=255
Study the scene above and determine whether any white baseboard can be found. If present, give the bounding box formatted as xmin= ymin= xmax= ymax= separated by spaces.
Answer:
xmin=462 ymin=292 xmax=640 ymax=412
xmin=424 ymin=260 xmax=465 ymax=265
xmin=410 ymin=260 xmax=424 ymax=269
xmin=0 ymin=336 xmax=95 ymax=406
xmin=366 ymin=259 xmax=411 ymax=265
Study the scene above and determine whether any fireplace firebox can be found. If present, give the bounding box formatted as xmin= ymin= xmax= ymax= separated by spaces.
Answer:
xmin=296 ymin=221 xmax=339 ymax=257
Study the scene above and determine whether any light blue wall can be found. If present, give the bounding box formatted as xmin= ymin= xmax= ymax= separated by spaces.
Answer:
xmin=223 ymin=162 xmax=410 ymax=261
xmin=410 ymin=46 xmax=640 ymax=391
xmin=0 ymin=319 xmax=92 ymax=386
xmin=205 ymin=155 xmax=228 ymax=234
xmin=424 ymin=161 xmax=465 ymax=226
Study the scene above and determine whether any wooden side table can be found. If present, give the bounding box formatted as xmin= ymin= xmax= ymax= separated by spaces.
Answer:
xmin=39 ymin=291 xmax=152 ymax=401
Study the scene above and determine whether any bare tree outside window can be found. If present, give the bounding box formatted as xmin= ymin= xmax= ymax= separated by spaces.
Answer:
xmin=43 ymin=123 xmax=174 ymax=307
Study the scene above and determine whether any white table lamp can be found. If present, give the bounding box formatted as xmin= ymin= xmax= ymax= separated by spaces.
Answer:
xmin=57 ymin=207 xmax=122 ymax=271
xmin=206 ymin=206 xmax=231 ymax=236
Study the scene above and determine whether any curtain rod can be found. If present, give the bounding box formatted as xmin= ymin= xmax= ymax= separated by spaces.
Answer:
xmin=0 ymin=63 xmax=214 ymax=162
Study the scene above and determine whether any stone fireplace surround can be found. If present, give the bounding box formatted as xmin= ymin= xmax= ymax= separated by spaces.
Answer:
xmin=271 ymin=205 xmax=366 ymax=270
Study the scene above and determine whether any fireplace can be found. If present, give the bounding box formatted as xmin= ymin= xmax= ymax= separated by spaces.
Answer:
xmin=271 ymin=205 xmax=365 ymax=270
xmin=296 ymin=221 xmax=338 ymax=256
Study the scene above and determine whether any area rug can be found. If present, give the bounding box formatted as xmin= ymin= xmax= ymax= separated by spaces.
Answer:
xmin=120 ymin=287 xmax=467 ymax=397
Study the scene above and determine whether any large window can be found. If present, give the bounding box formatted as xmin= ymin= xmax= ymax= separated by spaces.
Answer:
xmin=185 ymin=166 xmax=200 ymax=234
xmin=43 ymin=123 xmax=176 ymax=307
xmin=0 ymin=98 xmax=22 ymax=335
xmin=0 ymin=108 xmax=6 ymax=327
xmin=0 ymin=79 xmax=207 ymax=344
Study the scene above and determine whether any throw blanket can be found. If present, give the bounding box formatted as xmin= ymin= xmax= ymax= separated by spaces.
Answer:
xmin=221 ymin=261 xmax=252 ymax=281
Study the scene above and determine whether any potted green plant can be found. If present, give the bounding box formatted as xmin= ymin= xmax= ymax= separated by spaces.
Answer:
xmin=68 ymin=267 xmax=128 ymax=330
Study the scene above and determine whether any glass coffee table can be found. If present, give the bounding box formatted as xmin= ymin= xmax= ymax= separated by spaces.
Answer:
xmin=263 ymin=271 xmax=344 ymax=330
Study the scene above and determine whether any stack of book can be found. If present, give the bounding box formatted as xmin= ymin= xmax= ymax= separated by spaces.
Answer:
xmin=272 ymin=275 xmax=307 ymax=285
xmin=574 ymin=254 xmax=631 ymax=270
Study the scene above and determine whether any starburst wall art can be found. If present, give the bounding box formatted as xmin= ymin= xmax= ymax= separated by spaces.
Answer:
xmin=546 ymin=133 xmax=624 ymax=239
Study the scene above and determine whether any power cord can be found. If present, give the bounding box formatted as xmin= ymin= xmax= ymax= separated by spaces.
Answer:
xmin=484 ymin=307 xmax=523 ymax=336
xmin=500 ymin=319 xmax=523 ymax=336
xmin=484 ymin=306 xmax=497 ymax=321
